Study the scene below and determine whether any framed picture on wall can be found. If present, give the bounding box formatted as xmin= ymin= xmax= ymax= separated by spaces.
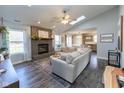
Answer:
xmin=100 ymin=33 xmax=114 ymax=43
xmin=38 ymin=30 xmax=49 ymax=38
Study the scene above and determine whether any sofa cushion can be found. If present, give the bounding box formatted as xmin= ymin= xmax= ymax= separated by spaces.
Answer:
xmin=77 ymin=48 xmax=83 ymax=51
xmin=60 ymin=52 xmax=70 ymax=61
xmin=77 ymin=48 xmax=89 ymax=54
xmin=61 ymin=47 xmax=68 ymax=52
xmin=66 ymin=51 xmax=80 ymax=64
xmin=61 ymin=47 xmax=76 ymax=53
xmin=68 ymin=47 xmax=77 ymax=52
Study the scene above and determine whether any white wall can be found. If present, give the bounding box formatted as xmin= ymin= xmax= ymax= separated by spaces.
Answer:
xmin=24 ymin=26 xmax=32 ymax=61
xmin=120 ymin=6 xmax=124 ymax=67
xmin=68 ymin=7 xmax=119 ymax=60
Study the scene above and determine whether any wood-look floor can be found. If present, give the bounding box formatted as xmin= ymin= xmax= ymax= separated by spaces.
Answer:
xmin=14 ymin=52 xmax=107 ymax=88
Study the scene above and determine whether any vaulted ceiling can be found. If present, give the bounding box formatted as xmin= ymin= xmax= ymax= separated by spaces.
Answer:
xmin=0 ymin=5 xmax=116 ymax=33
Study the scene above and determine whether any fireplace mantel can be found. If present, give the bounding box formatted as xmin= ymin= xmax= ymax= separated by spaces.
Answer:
xmin=31 ymin=38 xmax=54 ymax=41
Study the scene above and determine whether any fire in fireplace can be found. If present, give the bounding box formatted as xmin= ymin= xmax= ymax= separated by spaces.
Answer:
xmin=38 ymin=44 xmax=49 ymax=54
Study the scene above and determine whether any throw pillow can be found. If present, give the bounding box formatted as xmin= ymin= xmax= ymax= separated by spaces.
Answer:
xmin=60 ymin=52 xmax=70 ymax=61
xmin=78 ymin=48 xmax=89 ymax=54
xmin=66 ymin=51 xmax=80 ymax=64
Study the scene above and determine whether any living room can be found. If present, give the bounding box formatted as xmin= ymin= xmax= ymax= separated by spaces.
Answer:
xmin=0 ymin=5 xmax=124 ymax=88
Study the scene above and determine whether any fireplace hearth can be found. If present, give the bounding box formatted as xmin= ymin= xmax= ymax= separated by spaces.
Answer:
xmin=38 ymin=44 xmax=49 ymax=54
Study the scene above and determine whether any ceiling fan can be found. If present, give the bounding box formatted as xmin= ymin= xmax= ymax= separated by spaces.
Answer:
xmin=61 ymin=10 xmax=71 ymax=24
xmin=52 ymin=10 xmax=74 ymax=25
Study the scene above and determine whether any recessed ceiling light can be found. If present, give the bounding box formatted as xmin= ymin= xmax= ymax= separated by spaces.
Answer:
xmin=70 ymin=15 xmax=86 ymax=25
xmin=37 ymin=21 xmax=40 ymax=24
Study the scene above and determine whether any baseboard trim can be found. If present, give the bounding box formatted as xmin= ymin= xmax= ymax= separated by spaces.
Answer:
xmin=13 ymin=59 xmax=32 ymax=65
xmin=97 ymin=56 xmax=108 ymax=60
xmin=13 ymin=60 xmax=25 ymax=65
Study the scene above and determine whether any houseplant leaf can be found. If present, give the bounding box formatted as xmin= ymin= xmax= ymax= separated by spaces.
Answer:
xmin=0 ymin=26 xmax=8 ymax=34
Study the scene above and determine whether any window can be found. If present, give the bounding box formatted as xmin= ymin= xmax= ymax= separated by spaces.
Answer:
xmin=55 ymin=35 xmax=61 ymax=50
xmin=9 ymin=30 xmax=24 ymax=54
xmin=75 ymin=35 xmax=82 ymax=46
xmin=93 ymin=35 xmax=97 ymax=43
xmin=66 ymin=35 xmax=72 ymax=47
xmin=72 ymin=35 xmax=82 ymax=47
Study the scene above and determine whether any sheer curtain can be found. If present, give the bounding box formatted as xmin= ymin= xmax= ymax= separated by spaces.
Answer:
xmin=66 ymin=35 xmax=72 ymax=47
xmin=9 ymin=30 xmax=24 ymax=54
xmin=55 ymin=35 xmax=61 ymax=51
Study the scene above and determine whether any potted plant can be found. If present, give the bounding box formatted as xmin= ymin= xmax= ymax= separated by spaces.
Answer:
xmin=0 ymin=47 xmax=9 ymax=59
xmin=0 ymin=26 xmax=8 ymax=33
xmin=0 ymin=47 xmax=7 ymax=53
xmin=31 ymin=35 xmax=39 ymax=40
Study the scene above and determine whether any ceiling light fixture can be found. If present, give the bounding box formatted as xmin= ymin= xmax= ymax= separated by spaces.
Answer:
xmin=70 ymin=15 xmax=86 ymax=25
xmin=61 ymin=19 xmax=69 ymax=24
xmin=61 ymin=10 xmax=70 ymax=25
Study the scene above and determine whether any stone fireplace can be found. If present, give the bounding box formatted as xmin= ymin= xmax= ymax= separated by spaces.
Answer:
xmin=38 ymin=44 xmax=49 ymax=54
xmin=31 ymin=26 xmax=54 ymax=60
xmin=31 ymin=39 xmax=54 ymax=60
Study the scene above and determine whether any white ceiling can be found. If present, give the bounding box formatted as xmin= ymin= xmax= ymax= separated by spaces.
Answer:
xmin=0 ymin=5 xmax=116 ymax=33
